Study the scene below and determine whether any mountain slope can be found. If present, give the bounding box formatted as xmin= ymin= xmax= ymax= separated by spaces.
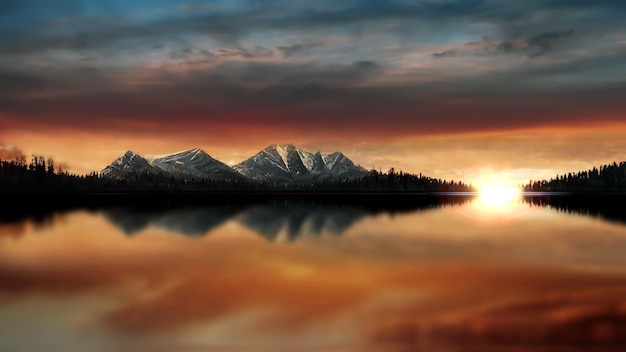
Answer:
xmin=234 ymin=144 xmax=367 ymax=184
xmin=233 ymin=145 xmax=294 ymax=183
xmin=323 ymin=151 xmax=366 ymax=177
xmin=152 ymin=148 xmax=243 ymax=180
xmin=100 ymin=151 xmax=159 ymax=179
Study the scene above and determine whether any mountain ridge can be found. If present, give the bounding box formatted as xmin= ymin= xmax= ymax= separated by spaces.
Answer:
xmin=151 ymin=148 xmax=243 ymax=181
xmin=101 ymin=150 xmax=162 ymax=179
xmin=234 ymin=144 xmax=367 ymax=184
xmin=101 ymin=145 xmax=367 ymax=184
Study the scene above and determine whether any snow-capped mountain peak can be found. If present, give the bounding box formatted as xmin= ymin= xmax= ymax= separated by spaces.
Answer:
xmin=151 ymin=147 xmax=242 ymax=180
xmin=101 ymin=150 xmax=155 ymax=178
xmin=234 ymin=144 xmax=366 ymax=184
xmin=113 ymin=150 xmax=141 ymax=164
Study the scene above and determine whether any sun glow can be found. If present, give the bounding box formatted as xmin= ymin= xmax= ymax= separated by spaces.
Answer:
xmin=479 ymin=185 xmax=521 ymax=207
xmin=466 ymin=180 xmax=524 ymax=219
xmin=460 ymin=172 xmax=525 ymax=221
xmin=454 ymin=183 xmax=525 ymax=222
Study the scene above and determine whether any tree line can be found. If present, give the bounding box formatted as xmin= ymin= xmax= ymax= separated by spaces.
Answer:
xmin=523 ymin=161 xmax=626 ymax=192
xmin=0 ymin=153 xmax=475 ymax=194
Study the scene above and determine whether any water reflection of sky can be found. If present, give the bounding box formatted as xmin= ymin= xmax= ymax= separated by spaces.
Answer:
xmin=1 ymin=197 xmax=626 ymax=351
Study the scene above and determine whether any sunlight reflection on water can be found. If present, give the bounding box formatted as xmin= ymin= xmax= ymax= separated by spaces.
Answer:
xmin=454 ymin=193 xmax=536 ymax=224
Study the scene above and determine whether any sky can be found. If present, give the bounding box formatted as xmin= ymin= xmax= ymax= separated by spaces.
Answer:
xmin=1 ymin=0 xmax=626 ymax=187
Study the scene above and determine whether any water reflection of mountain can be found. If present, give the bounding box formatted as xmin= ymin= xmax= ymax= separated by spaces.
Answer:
xmin=103 ymin=206 xmax=242 ymax=237
xmin=524 ymin=195 xmax=626 ymax=226
xmin=102 ymin=202 xmax=367 ymax=240
xmin=234 ymin=203 xmax=367 ymax=241
xmin=102 ymin=196 xmax=474 ymax=240
xmin=0 ymin=194 xmax=474 ymax=240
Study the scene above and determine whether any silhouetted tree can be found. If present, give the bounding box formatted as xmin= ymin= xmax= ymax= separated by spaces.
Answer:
xmin=523 ymin=160 xmax=626 ymax=193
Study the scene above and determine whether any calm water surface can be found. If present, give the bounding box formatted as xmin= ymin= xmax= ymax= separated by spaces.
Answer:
xmin=1 ymin=195 xmax=626 ymax=351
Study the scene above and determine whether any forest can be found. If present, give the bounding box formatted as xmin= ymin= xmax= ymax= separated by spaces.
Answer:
xmin=523 ymin=161 xmax=626 ymax=193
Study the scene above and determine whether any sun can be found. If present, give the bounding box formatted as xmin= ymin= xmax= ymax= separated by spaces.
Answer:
xmin=457 ymin=171 xmax=531 ymax=221
xmin=479 ymin=185 xmax=521 ymax=207
xmin=464 ymin=183 xmax=523 ymax=219
xmin=469 ymin=171 xmax=522 ymax=210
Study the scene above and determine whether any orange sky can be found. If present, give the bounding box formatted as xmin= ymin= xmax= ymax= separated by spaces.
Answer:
xmin=3 ymin=121 xmax=626 ymax=187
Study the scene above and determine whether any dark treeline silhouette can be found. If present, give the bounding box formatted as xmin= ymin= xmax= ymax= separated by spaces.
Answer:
xmin=524 ymin=194 xmax=626 ymax=227
xmin=0 ymin=153 xmax=104 ymax=193
xmin=302 ymin=168 xmax=473 ymax=192
xmin=1 ymin=153 xmax=475 ymax=194
xmin=523 ymin=161 xmax=626 ymax=193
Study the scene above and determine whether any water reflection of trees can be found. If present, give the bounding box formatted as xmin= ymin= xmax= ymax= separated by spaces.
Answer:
xmin=524 ymin=195 xmax=626 ymax=226
xmin=0 ymin=195 xmax=474 ymax=240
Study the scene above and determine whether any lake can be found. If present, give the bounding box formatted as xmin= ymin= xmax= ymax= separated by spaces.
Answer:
xmin=1 ymin=194 xmax=626 ymax=351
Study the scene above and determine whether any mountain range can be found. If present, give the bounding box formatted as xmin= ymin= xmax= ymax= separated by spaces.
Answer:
xmin=101 ymin=144 xmax=367 ymax=185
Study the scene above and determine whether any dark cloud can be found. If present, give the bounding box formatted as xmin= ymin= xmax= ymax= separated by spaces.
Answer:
xmin=495 ymin=29 xmax=575 ymax=57
xmin=168 ymin=46 xmax=214 ymax=62
xmin=217 ymin=46 xmax=274 ymax=59
xmin=0 ymin=0 xmax=624 ymax=139
xmin=277 ymin=42 xmax=321 ymax=57
xmin=0 ymin=67 xmax=49 ymax=94
xmin=353 ymin=60 xmax=378 ymax=70
xmin=542 ymin=0 xmax=626 ymax=11
xmin=1 ymin=53 xmax=625 ymax=139
xmin=432 ymin=49 xmax=458 ymax=58
xmin=167 ymin=45 xmax=275 ymax=62
xmin=0 ymin=0 xmax=617 ymax=56
xmin=0 ymin=0 xmax=89 ymax=24
xmin=525 ymin=29 xmax=575 ymax=57
xmin=496 ymin=41 xmax=516 ymax=53
xmin=437 ymin=29 xmax=575 ymax=58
